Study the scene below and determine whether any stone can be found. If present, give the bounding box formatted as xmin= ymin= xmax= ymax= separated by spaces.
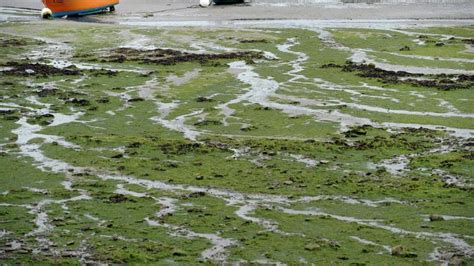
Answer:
xmin=449 ymin=256 xmax=464 ymax=266
xmin=391 ymin=245 xmax=404 ymax=256
xmin=304 ymin=243 xmax=321 ymax=251
xmin=429 ymin=214 xmax=444 ymax=222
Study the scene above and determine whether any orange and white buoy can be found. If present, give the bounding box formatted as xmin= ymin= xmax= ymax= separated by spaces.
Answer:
xmin=41 ymin=8 xmax=52 ymax=19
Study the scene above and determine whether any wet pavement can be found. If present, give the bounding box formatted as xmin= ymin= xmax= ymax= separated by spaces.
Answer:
xmin=0 ymin=0 xmax=473 ymax=22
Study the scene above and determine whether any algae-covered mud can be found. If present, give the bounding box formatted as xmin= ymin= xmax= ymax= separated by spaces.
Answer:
xmin=0 ymin=21 xmax=473 ymax=265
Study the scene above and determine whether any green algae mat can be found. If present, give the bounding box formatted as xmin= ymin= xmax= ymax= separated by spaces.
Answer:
xmin=0 ymin=21 xmax=473 ymax=265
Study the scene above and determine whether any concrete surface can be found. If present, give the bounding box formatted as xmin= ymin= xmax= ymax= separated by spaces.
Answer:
xmin=0 ymin=0 xmax=473 ymax=20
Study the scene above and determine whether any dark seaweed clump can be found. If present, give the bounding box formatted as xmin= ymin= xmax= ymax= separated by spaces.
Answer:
xmin=2 ymin=62 xmax=80 ymax=77
xmin=159 ymin=142 xmax=203 ymax=155
xmin=0 ymin=37 xmax=44 ymax=47
xmin=321 ymin=61 xmax=474 ymax=90
xmin=1 ymin=61 xmax=118 ymax=77
xmin=108 ymin=194 xmax=129 ymax=203
xmin=0 ymin=38 xmax=28 ymax=47
xmin=462 ymin=39 xmax=474 ymax=45
xmin=100 ymin=48 xmax=264 ymax=65
xmin=238 ymin=39 xmax=269 ymax=44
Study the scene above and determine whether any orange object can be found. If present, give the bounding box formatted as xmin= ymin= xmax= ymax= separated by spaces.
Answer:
xmin=42 ymin=0 xmax=119 ymax=17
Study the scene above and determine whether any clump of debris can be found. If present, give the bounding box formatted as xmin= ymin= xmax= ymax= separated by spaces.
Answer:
xmin=98 ymin=47 xmax=265 ymax=65
xmin=322 ymin=61 xmax=474 ymax=90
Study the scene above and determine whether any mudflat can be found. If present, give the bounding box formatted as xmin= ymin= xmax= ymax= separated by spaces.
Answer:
xmin=0 ymin=2 xmax=473 ymax=266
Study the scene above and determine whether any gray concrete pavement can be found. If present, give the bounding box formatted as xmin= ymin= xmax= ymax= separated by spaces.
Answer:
xmin=1 ymin=0 xmax=473 ymax=20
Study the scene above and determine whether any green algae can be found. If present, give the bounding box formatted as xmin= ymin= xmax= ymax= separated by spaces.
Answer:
xmin=0 ymin=22 xmax=473 ymax=265
xmin=330 ymin=27 xmax=474 ymax=60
